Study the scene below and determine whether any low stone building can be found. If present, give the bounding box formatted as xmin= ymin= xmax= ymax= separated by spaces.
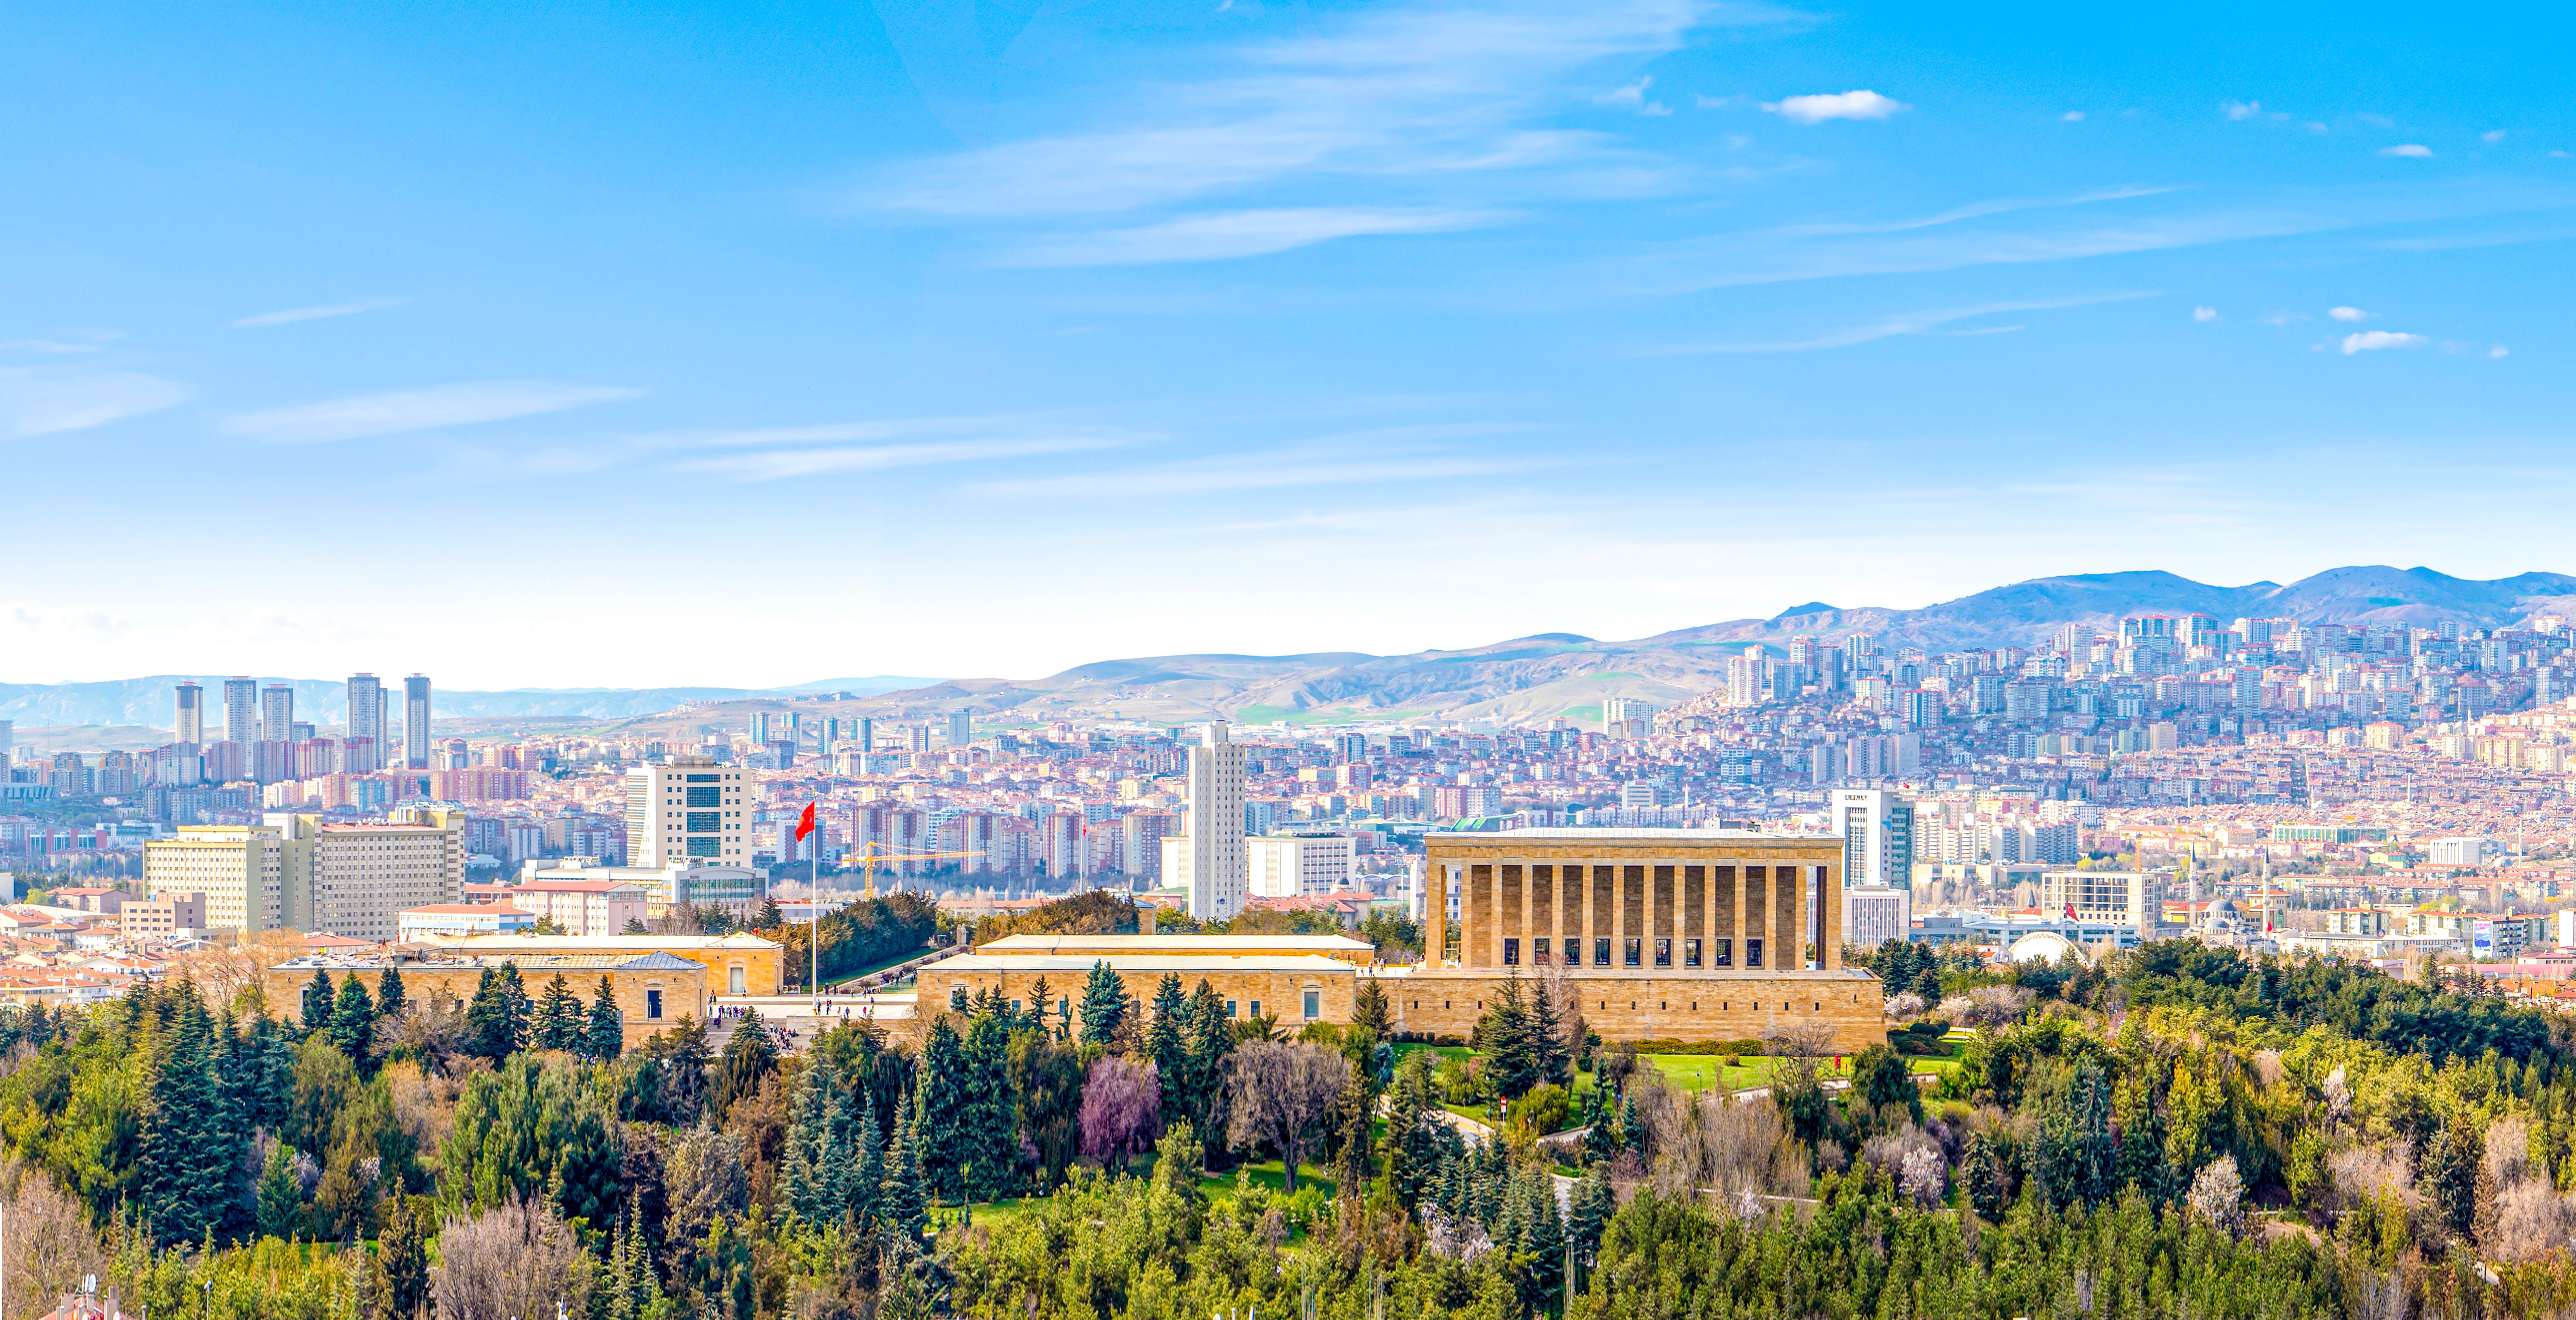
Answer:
xmin=266 ymin=948 xmax=722 ymax=1047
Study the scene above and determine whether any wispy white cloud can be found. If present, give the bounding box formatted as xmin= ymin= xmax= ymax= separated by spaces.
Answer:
xmin=971 ymin=425 xmax=1547 ymax=497
xmin=0 ymin=366 xmax=193 ymax=440
xmin=1762 ymin=90 xmax=1908 ymax=124
xmin=231 ymin=297 xmax=411 ymax=328
xmin=2489 ymin=345 xmax=2511 ymax=359
xmin=2340 ymin=330 xmax=2426 ymax=354
xmin=2223 ymin=100 xmax=2262 ymax=121
xmin=866 ymin=0 xmax=1731 ymax=221
xmin=0 ymin=338 xmax=106 ymax=354
xmin=222 ymin=381 xmax=643 ymax=444
xmin=683 ymin=437 xmax=1130 ymax=482
xmin=1598 ymin=77 xmax=1671 ymax=116
xmin=2379 ymin=144 xmax=2434 ymax=158
xmin=1645 ymin=292 xmax=2148 ymax=354
xmin=993 ymin=207 xmax=1507 ymax=267
xmin=2193 ymin=306 xmax=2218 ymax=322
xmin=2484 ymin=130 xmax=2508 ymax=144
xmin=2061 ymin=111 xmax=2085 ymax=123
xmin=2327 ymin=305 xmax=2372 ymax=322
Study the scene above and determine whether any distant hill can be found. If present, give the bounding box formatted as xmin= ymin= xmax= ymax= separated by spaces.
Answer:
xmin=0 ymin=674 xmax=940 ymax=732
xmin=19 ymin=567 xmax=2575 ymax=740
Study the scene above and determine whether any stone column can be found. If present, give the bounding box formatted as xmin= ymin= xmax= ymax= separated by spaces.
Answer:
xmin=1821 ymin=861 xmax=1843 ymax=969
xmin=1425 ymin=860 xmax=1447 ymax=968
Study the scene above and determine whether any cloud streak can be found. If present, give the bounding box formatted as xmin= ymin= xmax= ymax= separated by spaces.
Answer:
xmin=2340 ymin=330 xmax=2427 ymax=354
xmin=1644 ymin=292 xmax=2151 ymax=354
xmin=1761 ymin=90 xmax=1909 ymax=124
xmin=222 ymin=381 xmax=643 ymax=444
xmin=994 ymin=207 xmax=1508 ymax=266
xmin=231 ymin=297 xmax=411 ymax=328
xmin=0 ymin=367 xmax=193 ymax=440
xmin=682 ymin=436 xmax=1131 ymax=482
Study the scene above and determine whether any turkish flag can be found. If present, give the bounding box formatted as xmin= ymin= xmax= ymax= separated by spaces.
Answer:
xmin=795 ymin=801 xmax=818 ymax=841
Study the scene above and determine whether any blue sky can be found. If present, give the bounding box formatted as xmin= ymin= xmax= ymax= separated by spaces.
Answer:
xmin=4 ymin=0 xmax=2570 ymax=688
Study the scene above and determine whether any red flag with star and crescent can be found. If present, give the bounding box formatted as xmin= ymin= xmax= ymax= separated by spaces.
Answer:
xmin=795 ymin=801 xmax=818 ymax=841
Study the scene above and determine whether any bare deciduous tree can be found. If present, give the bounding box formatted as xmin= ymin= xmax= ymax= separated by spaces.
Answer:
xmin=1224 ymin=1041 xmax=1349 ymax=1193
xmin=1 ymin=1167 xmax=107 ymax=1320
xmin=428 ymin=1195 xmax=594 ymax=1320
xmin=1078 ymin=1056 xmax=1161 ymax=1172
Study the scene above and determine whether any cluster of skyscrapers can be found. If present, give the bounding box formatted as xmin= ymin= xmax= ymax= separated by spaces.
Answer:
xmin=159 ymin=673 xmax=436 ymax=786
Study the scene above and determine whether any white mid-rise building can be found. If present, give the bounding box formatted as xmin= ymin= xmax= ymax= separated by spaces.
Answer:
xmin=2042 ymin=869 xmax=2153 ymax=936
xmin=143 ymin=824 xmax=287 ymax=933
xmin=142 ymin=811 xmax=463 ymax=940
xmin=1845 ymin=885 xmax=1912 ymax=952
xmin=1185 ymin=723 xmax=1247 ymax=920
xmin=1248 ymin=833 xmax=1355 ymax=899
xmin=1828 ymin=788 xmax=1915 ymax=888
xmin=625 ymin=756 xmax=751 ymax=868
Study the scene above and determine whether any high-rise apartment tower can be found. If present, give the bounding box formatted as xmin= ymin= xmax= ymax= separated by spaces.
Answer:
xmin=174 ymin=681 xmax=204 ymax=745
xmin=346 ymin=674 xmax=384 ymax=772
xmin=1185 ymin=721 xmax=1247 ymax=921
xmin=404 ymin=675 xmax=433 ymax=768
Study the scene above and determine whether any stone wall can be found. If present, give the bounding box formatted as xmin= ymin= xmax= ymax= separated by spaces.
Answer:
xmin=1378 ymin=969 xmax=1885 ymax=1052
xmin=263 ymin=962 xmax=719 ymax=1049
xmin=916 ymin=962 xmax=1360 ymax=1037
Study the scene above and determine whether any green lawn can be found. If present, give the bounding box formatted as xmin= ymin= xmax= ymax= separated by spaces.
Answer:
xmin=934 ymin=1159 xmax=1337 ymax=1236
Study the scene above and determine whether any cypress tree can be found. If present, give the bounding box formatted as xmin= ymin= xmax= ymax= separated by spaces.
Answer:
xmin=961 ymin=1010 xmax=1016 ymax=1201
xmin=1079 ymin=960 xmax=1129 ymax=1043
xmin=585 ymin=976 xmax=625 ymax=1061
xmin=330 ymin=973 xmax=376 ymax=1066
xmin=380 ymin=1194 xmax=429 ymax=1317
xmin=535 ymin=973 xmax=580 ymax=1050
xmin=302 ymin=968 xmax=335 ymax=1032
xmin=376 ymin=965 xmax=406 ymax=1021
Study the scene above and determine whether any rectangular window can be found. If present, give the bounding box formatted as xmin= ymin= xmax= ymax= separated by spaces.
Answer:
xmin=1250 ymin=1000 xmax=1261 ymax=1019
xmin=729 ymin=967 xmax=746 ymax=995
xmin=1303 ymin=990 xmax=1320 ymax=1019
xmin=1594 ymin=937 xmax=1611 ymax=966
xmin=1533 ymin=937 xmax=1551 ymax=964
xmin=1654 ymin=938 xmax=1671 ymax=967
xmin=1227 ymin=1000 xmax=1238 ymax=1016
xmin=1624 ymin=937 xmax=1642 ymax=967
xmin=1714 ymin=937 xmax=1732 ymax=967
xmin=1502 ymin=937 xmax=1519 ymax=966
xmin=686 ymin=811 xmax=722 ymax=833
xmin=686 ymin=774 xmax=721 ymax=783
xmin=686 ymin=837 xmax=721 ymax=858
xmin=646 ymin=990 xmax=662 ymax=1019
xmin=687 ymin=786 xmax=722 ymax=807
xmin=1684 ymin=938 xmax=1702 ymax=968
xmin=1747 ymin=938 xmax=1764 ymax=969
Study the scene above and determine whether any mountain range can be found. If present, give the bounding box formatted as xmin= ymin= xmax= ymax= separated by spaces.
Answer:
xmin=12 ymin=566 xmax=2572 ymax=739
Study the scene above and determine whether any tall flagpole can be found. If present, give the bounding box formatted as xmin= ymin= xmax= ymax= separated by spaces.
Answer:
xmin=810 ymin=800 xmax=821 ymax=1014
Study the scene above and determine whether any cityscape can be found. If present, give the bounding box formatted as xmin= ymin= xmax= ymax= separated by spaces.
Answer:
xmin=5 ymin=0 xmax=2570 ymax=1316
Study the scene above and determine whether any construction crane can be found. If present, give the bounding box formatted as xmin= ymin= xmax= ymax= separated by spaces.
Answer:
xmin=845 ymin=843 xmax=984 ymax=899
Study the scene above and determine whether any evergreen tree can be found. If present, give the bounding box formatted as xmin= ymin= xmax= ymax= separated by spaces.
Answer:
xmin=2423 ymin=1111 xmax=2483 ymax=1242
xmin=1566 ymin=1162 xmax=1613 ymax=1275
xmin=1527 ymin=975 xmax=1570 ymax=1088
xmin=136 ymin=993 xmax=232 ymax=1245
xmin=1472 ymin=973 xmax=1540 ymax=1101
xmin=882 ymin=1110 xmax=928 ymax=1242
xmin=330 ymin=973 xmax=376 ymax=1066
xmin=376 ymin=965 xmax=407 ymax=1022
xmin=961 ymin=1009 xmax=1016 ymax=1200
xmin=1146 ymin=972 xmax=1188 ymax=1086
xmin=1382 ymin=1050 xmax=1447 ymax=1207
xmin=585 ymin=976 xmax=625 ymax=1061
xmin=1079 ymin=960 xmax=1130 ymax=1043
xmin=1516 ymin=1166 xmax=1567 ymax=1311
xmin=379 ymin=1193 xmax=429 ymax=1318
xmin=1179 ymin=979 xmax=1235 ymax=1154
xmin=915 ymin=1020 xmax=968 ymax=1201
xmin=850 ymin=1105 xmax=885 ymax=1232
xmin=1354 ymin=977 xmax=1392 ymax=1039
xmin=781 ymin=1059 xmax=838 ymax=1220
xmin=302 ymin=968 xmax=335 ymax=1032
xmin=1025 ymin=976 xmax=1053 ymax=1035
xmin=534 ymin=973 xmax=581 ymax=1050
xmin=1964 ymin=1131 xmax=2011 ymax=1220
xmin=256 ymin=1142 xmax=304 ymax=1240
xmin=464 ymin=963 xmax=530 ymax=1061
xmin=715 ymin=1007 xmax=779 ymax=1119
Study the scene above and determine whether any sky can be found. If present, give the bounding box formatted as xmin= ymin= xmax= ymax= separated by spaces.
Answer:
xmin=4 ymin=0 xmax=2571 ymax=689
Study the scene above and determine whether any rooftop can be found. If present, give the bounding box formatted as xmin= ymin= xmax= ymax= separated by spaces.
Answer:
xmin=931 ymin=952 xmax=1358 ymax=974
xmin=426 ymin=931 xmax=781 ymax=953
xmin=980 ymin=932 xmax=1372 ymax=955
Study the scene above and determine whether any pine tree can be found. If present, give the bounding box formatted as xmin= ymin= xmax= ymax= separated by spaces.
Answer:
xmin=1079 ymin=960 xmax=1130 ymax=1043
xmin=585 ymin=976 xmax=625 ymax=1061
xmin=1146 ymin=972 xmax=1188 ymax=1085
xmin=781 ymin=1061 xmax=830 ymax=1220
xmin=850 ymin=1105 xmax=884 ymax=1233
xmin=136 ymin=993 xmax=232 ymax=1245
xmin=1354 ymin=977 xmax=1392 ymax=1039
xmin=1566 ymin=1162 xmax=1613 ymax=1273
xmin=302 ymin=968 xmax=335 ymax=1032
xmin=716 ymin=1007 xmax=780 ymax=1119
xmin=961 ymin=1010 xmax=1016 ymax=1201
xmin=256 ymin=1142 xmax=304 ymax=1240
xmin=464 ymin=964 xmax=529 ymax=1061
xmin=1964 ymin=1132 xmax=2011 ymax=1220
xmin=1528 ymin=975 xmax=1570 ymax=1087
xmin=535 ymin=973 xmax=581 ymax=1050
xmin=914 ymin=1021 xmax=968 ymax=1202
xmin=882 ymin=1110 xmax=928 ymax=1242
xmin=1472 ymin=973 xmax=1539 ymax=1100
xmin=376 ymin=965 xmax=407 ymax=1022
xmin=330 ymin=973 xmax=376 ymax=1066
xmin=1025 ymin=976 xmax=1053 ymax=1035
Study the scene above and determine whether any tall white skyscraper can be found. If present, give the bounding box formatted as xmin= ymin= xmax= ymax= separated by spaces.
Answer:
xmin=174 ymin=681 xmax=204 ymax=745
xmin=223 ymin=677 xmax=259 ymax=745
xmin=260 ymin=684 xmax=294 ymax=744
xmin=346 ymin=674 xmax=384 ymax=772
xmin=404 ymin=674 xmax=433 ymax=768
xmin=1185 ymin=721 xmax=1247 ymax=920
